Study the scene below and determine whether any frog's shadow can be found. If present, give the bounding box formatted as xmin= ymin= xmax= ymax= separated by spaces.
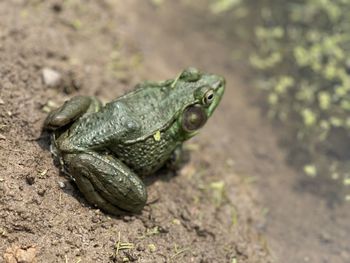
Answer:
xmin=37 ymin=131 xmax=187 ymax=215
xmin=143 ymin=149 xmax=191 ymax=186
xmin=36 ymin=130 xmax=51 ymax=151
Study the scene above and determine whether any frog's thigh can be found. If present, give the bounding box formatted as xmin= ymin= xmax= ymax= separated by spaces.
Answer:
xmin=69 ymin=152 xmax=147 ymax=215
xmin=44 ymin=96 xmax=102 ymax=130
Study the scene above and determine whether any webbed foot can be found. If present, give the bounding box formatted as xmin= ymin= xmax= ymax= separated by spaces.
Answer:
xmin=44 ymin=96 xmax=102 ymax=130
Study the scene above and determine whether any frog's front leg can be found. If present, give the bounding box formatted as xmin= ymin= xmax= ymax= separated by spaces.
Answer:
xmin=66 ymin=151 xmax=147 ymax=215
xmin=166 ymin=145 xmax=189 ymax=171
xmin=44 ymin=96 xmax=102 ymax=130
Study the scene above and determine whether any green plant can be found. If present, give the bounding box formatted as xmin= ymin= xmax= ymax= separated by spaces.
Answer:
xmin=210 ymin=0 xmax=350 ymax=192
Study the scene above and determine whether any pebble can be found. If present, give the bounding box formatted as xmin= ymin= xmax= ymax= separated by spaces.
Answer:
xmin=58 ymin=181 xmax=66 ymax=189
xmin=136 ymin=244 xmax=145 ymax=251
xmin=37 ymin=188 xmax=46 ymax=196
xmin=148 ymin=244 xmax=157 ymax=253
xmin=122 ymin=215 xmax=134 ymax=222
xmin=91 ymin=216 xmax=99 ymax=223
xmin=4 ymin=246 xmax=37 ymax=263
xmin=51 ymin=2 xmax=63 ymax=13
xmin=26 ymin=174 xmax=35 ymax=185
xmin=0 ymin=98 xmax=4 ymax=105
xmin=42 ymin=67 xmax=62 ymax=88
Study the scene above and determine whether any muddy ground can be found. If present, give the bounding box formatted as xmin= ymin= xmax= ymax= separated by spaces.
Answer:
xmin=1 ymin=1 xmax=350 ymax=263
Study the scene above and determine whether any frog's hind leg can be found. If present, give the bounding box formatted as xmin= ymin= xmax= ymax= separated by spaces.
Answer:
xmin=44 ymin=96 xmax=102 ymax=130
xmin=67 ymin=152 xmax=147 ymax=216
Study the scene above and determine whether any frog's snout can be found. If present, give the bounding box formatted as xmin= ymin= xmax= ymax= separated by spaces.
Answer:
xmin=207 ymin=75 xmax=225 ymax=116
xmin=214 ymin=76 xmax=225 ymax=88
xmin=212 ymin=75 xmax=225 ymax=98
xmin=219 ymin=74 xmax=226 ymax=86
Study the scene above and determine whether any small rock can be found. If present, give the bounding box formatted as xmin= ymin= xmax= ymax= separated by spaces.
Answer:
xmin=58 ymin=181 xmax=65 ymax=189
xmin=319 ymin=232 xmax=332 ymax=243
xmin=91 ymin=216 xmax=99 ymax=223
xmin=0 ymin=134 xmax=6 ymax=140
xmin=0 ymin=98 xmax=4 ymax=105
xmin=26 ymin=175 xmax=35 ymax=185
xmin=172 ymin=219 xmax=181 ymax=225
xmin=101 ymin=223 xmax=109 ymax=229
xmin=225 ymin=158 xmax=235 ymax=167
xmin=148 ymin=244 xmax=156 ymax=253
xmin=46 ymin=100 xmax=58 ymax=108
xmin=136 ymin=244 xmax=145 ymax=251
xmin=122 ymin=216 xmax=134 ymax=222
xmin=180 ymin=209 xmax=191 ymax=222
xmin=42 ymin=68 xmax=62 ymax=88
xmin=37 ymin=188 xmax=46 ymax=196
xmin=51 ymin=2 xmax=63 ymax=13
xmin=94 ymin=209 xmax=101 ymax=215
xmin=41 ymin=106 xmax=52 ymax=113
xmin=4 ymin=245 xmax=37 ymax=263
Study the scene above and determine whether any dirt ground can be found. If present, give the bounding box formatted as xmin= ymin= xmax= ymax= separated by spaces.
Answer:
xmin=0 ymin=1 xmax=271 ymax=262
xmin=1 ymin=1 xmax=350 ymax=263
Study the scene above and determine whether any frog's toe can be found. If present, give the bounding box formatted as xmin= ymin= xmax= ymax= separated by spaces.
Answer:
xmin=44 ymin=96 xmax=102 ymax=130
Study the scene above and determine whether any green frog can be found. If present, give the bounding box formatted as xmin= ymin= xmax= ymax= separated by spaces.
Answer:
xmin=44 ymin=68 xmax=225 ymax=215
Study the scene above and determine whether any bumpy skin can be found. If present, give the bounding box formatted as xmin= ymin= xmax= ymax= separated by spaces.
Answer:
xmin=44 ymin=68 xmax=225 ymax=215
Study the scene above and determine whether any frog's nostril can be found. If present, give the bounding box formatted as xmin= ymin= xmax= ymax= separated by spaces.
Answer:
xmin=219 ymin=76 xmax=225 ymax=86
xmin=213 ymin=80 xmax=223 ymax=89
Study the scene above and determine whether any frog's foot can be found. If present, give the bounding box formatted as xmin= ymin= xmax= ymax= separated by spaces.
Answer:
xmin=67 ymin=152 xmax=147 ymax=216
xmin=166 ymin=145 xmax=189 ymax=171
xmin=49 ymin=133 xmax=69 ymax=174
xmin=44 ymin=96 xmax=102 ymax=130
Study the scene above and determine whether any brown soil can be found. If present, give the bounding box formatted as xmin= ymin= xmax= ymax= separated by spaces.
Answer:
xmin=0 ymin=1 xmax=270 ymax=262
xmin=1 ymin=1 xmax=350 ymax=263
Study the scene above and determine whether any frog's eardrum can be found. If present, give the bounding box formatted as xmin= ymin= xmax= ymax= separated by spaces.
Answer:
xmin=182 ymin=105 xmax=207 ymax=132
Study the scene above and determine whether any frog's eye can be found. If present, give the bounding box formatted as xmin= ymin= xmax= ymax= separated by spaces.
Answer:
xmin=182 ymin=105 xmax=207 ymax=132
xmin=203 ymin=89 xmax=214 ymax=105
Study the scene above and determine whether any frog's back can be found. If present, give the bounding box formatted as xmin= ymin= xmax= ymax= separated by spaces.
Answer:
xmin=105 ymin=85 xmax=188 ymax=175
xmin=114 ymin=83 xmax=193 ymax=138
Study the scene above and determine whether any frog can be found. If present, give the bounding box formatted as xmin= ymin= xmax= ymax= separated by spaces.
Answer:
xmin=44 ymin=67 xmax=225 ymax=215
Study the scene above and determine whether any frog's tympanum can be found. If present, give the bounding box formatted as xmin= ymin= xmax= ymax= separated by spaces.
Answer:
xmin=44 ymin=68 xmax=225 ymax=215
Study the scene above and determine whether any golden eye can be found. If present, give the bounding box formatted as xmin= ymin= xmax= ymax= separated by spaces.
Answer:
xmin=203 ymin=89 xmax=214 ymax=105
xmin=182 ymin=105 xmax=207 ymax=132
